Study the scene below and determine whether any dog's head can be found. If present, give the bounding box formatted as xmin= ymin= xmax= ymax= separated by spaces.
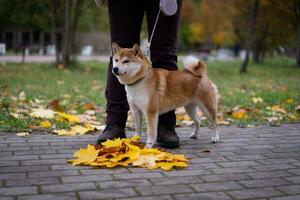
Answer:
xmin=111 ymin=43 xmax=150 ymax=85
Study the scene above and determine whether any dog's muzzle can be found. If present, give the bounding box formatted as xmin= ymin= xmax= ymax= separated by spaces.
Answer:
xmin=112 ymin=67 xmax=126 ymax=76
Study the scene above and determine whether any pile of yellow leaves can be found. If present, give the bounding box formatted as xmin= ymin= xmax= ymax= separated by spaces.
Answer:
xmin=68 ymin=136 xmax=189 ymax=171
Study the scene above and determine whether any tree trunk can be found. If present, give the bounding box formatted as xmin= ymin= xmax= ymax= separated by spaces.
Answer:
xmin=51 ymin=0 xmax=61 ymax=67
xmin=296 ymin=15 xmax=300 ymax=67
xmin=240 ymin=0 xmax=259 ymax=73
xmin=62 ymin=0 xmax=71 ymax=66
xmin=70 ymin=0 xmax=85 ymax=61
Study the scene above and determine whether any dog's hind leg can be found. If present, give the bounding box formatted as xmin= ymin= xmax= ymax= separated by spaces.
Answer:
xmin=184 ymin=104 xmax=201 ymax=139
xmin=145 ymin=111 xmax=159 ymax=148
xmin=197 ymin=101 xmax=219 ymax=143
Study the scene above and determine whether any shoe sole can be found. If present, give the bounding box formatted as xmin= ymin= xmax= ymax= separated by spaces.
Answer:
xmin=158 ymin=141 xmax=179 ymax=149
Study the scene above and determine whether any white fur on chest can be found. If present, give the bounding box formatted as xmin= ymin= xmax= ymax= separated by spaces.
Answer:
xmin=125 ymin=81 xmax=149 ymax=110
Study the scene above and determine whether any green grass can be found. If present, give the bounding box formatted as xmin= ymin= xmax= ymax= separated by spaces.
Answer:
xmin=0 ymin=57 xmax=299 ymax=131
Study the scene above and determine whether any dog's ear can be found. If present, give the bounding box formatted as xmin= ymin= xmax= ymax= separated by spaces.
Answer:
xmin=195 ymin=61 xmax=206 ymax=77
xmin=132 ymin=43 xmax=143 ymax=58
xmin=112 ymin=42 xmax=121 ymax=55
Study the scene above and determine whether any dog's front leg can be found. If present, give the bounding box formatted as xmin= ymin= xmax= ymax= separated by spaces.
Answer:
xmin=145 ymin=111 xmax=158 ymax=148
xmin=131 ymin=106 xmax=142 ymax=137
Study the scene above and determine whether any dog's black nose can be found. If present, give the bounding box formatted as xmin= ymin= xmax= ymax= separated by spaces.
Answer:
xmin=112 ymin=67 xmax=119 ymax=74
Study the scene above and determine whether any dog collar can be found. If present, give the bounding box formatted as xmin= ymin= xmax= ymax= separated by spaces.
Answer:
xmin=126 ymin=76 xmax=146 ymax=86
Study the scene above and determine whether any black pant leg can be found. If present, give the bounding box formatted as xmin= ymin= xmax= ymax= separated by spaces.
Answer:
xmin=105 ymin=0 xmax=145 ymax=128
xmin=146 ymin=0 xmax=182 ymax=126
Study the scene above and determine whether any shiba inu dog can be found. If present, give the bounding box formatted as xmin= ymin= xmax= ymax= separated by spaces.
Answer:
xmin=111 ymin=43 xmax=220 ymax=148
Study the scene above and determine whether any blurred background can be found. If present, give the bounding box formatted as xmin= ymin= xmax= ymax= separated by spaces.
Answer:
xmin=0 ymin=0 xmax=298 ymax=67
xmin=0 ymin=0 xmax=299 ymax=132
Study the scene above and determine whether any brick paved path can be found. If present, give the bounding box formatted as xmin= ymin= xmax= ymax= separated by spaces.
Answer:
xmin=0 ymin=124 xmax=300 ymax=200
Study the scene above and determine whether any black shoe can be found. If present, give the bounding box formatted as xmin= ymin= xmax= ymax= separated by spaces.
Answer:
xmin=96 ymin=124 xmax=126 ymax=144
xmin=157 ymin=124 xmax=179 ymax=148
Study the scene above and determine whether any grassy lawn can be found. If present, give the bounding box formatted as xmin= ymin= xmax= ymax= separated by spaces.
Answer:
xmin=0 ymin=57 xmax=299 ymax=131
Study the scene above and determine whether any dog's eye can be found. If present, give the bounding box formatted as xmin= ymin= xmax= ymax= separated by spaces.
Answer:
xmin=114 ymin=59 xmax=118 ymax=62
xmin=123 ymin=60 xmax=130 ymax=64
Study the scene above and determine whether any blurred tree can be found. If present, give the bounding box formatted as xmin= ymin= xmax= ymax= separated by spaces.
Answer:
xmin=47 ymin=0 xmax=87 ymax=67
xmin=240 ymin=0 xmax=259 ymax=73
xmin=282 ymin=0 xmax=300 ymax=67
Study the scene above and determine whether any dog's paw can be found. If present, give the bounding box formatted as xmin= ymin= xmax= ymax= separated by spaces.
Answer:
xmin=189 ymin=134 xmax=198 ymax=139
xmin=145 ymin=143 xmax=154 ymax=148
xmin=211 ymin=136 xmax=220 ymax=143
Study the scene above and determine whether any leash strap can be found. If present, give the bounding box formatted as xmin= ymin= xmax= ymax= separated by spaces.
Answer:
xmin=145 ymin=7 xmax=162 ymax=59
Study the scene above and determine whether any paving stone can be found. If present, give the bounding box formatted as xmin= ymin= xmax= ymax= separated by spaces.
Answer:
xmin=277 ymin=185 xmax=300 ymax=195
xmin=61 ymin=174 xmax=112 ymax=183
xmin=150 ymin=176 xmax=202 ymax=185
xmin=0 ymin=155 xmax=38 ymax=161
xmin=200 ymin=173 xmax=251 ymax=182
xmin=120 ymin=195 xmax=173 ymax=200
xmin=0 ymin=186 xmax=38 ymax=195
xmin=163 ymin=169 xmax=210 ymax=177
xmin=0 ymin=165 xmax=49 ymax=173
xmin=191 ymin=181 xmax=243 ymax=192
xmin=252 ymin=164 xmax=296 ymax=171
xmin=239 ymin=178 xmax=290 ymax=188
xmin=217 ymin=160 xmax=259 ymax=167
xmin=210 ymin=167 xmax=254 ymax=174
xmin=247 ymin=170 xmax=294 ymax=179
xmin=28 ymin=170 xmax=79 ymax=178
xmin=0 ymin=160 xmax=20 ymax=167
xmin=5 ymin=177 xmax=60 ymax=186
xmin=0 ymin=173 xmax=26 ymax=180
xmin=270 ymin=195 xmax=300 ymax=200
xmin=114 ymin=172 xmax=164 ymax=180
xmin=41 ymin=182 xmax=96 ymax=193
xmin=79 ymin=188 xmax=137 ymax=199
xmin=228 ymin=187 xmax=283 ymax=199
xmin=21 ymin=159 xmax=67 ymax=166
xmin=0 ymin=196 xmax=14 ymax=200
xmin=98 ymin=179 xmax=151 ymax=189
xmin=175 ymin=192 xmax=232 ymax=200
xmin=285 ymin=176 xmax=300 ymax=184
xmin=18 ymin=193 xmax=77 ymax=200
xmin=0 ymin=124 xmax=299 ymax=199
xmin=136 ymin=185 xmax=193 ymax=195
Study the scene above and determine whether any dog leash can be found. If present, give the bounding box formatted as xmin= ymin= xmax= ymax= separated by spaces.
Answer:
xmin=144 ymin=7 xmax=162 ymax=59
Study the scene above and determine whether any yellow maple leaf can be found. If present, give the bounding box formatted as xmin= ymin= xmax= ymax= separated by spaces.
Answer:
xmin=101 ymin=138 xmax=123 ymax=148
xmin=39 ymin=120 xmax=52 ymax=128
xmin=150 ymin=161 xmax=188 ymax=171
xmin=53 ymin=125 xmax=92 ymax=136
xmin=56 ymin=112 xmax=80 ymax=124
xmin=72 ymin=144 xmax=99 ymax=165
xmin=132 ymin=155 xmax=158 ymax=168
xmin=30 ymin=107 xmax=56 ymax=119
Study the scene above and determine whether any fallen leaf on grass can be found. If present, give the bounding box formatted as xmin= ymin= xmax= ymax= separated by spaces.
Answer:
xmin=69 ymin=137 xmax=189 ymax=171
xmin=16 ymin=132 xmax=30 ymax=137
xmin=231 ymin=109 xmax=247 ymax=119
xmin=56 ymin=112 xmax=80 ymax=124
xmin=252 ymin=97 xmax=263 ymax=104
xmin=39 ymin=120 xmax=52 ymax=128
xmin=30 ymin=107 xmax=56 ymax=119
xmin=296 ymin=105 xmax=300 ymax=112
xmin=270 ymin=105 xmax=286 ymax=114
xmin=10 ymin=112 xmax=21 ymax=119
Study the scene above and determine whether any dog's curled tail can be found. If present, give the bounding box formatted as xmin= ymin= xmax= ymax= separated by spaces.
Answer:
xmin=183 ymin=56 xmax=206 ymax=78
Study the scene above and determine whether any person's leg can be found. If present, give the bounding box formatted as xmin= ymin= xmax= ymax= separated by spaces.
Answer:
xmin=98 ymin=0 xmax=145 ymax=143
xmin=145 ymin=0 xmax=182 ymax=148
